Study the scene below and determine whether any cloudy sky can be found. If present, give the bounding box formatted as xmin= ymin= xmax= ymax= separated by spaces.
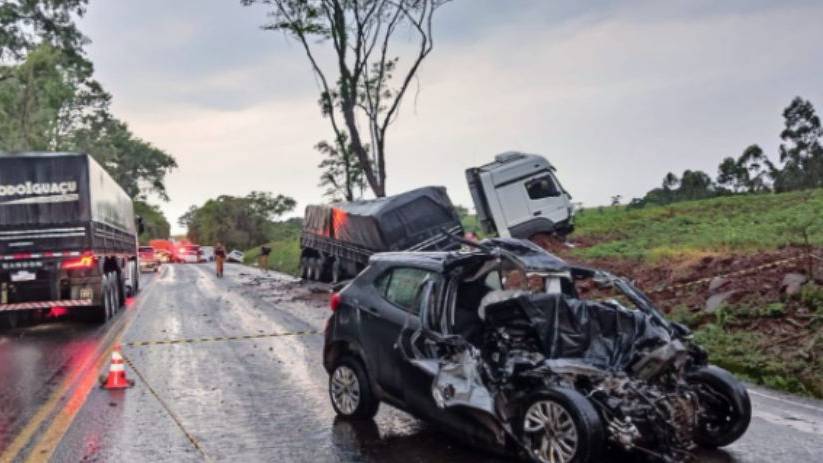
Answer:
xmin=78 ymin=0 xmax=823 ymax=234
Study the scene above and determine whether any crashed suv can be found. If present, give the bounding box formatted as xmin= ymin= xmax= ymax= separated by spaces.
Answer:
xmin=323 ymin=238 xmax=751 ymax=463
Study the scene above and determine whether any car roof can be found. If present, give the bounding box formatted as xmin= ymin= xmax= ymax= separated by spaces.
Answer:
xmin=369 ymin=251 xmax=455 ymax=271
xmin=369 ymin=238 xmax=570 ymax=273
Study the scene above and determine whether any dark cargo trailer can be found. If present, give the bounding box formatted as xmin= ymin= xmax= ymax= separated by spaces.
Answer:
xmin=0 ymin=152 xmax=141 ymax=327
xmin=300 ymin=186 xmax=464 ymax=282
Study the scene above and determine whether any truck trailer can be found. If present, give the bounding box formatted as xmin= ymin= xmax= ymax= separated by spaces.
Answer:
xmin=0 ymin=152 xmax=141 ymax=327
xmin=300 ymin=186 xmax=464 ymax=282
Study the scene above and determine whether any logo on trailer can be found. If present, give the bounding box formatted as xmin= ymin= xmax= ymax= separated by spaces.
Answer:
xmin=0 ymin=181 xmax=79 ymax=206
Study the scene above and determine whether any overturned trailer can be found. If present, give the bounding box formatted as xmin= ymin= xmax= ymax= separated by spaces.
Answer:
xmin=323 ymin=238 xmax=751 ymax=463
xmin=300 ymin=186 xmax=463 ymax=282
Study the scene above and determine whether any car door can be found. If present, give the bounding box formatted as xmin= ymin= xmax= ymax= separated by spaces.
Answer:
xmin=362 ymin=266 xmax=435 ymax=401
xmin=524 ymin=172 xmax=570 ymax=224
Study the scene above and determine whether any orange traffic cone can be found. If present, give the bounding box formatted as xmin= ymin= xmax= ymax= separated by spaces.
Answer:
xmin=102 ymin=344 xmax=134 ymax=389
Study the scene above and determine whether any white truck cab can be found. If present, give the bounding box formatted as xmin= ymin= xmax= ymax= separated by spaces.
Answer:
xmin=466 ymin=152 xmax=574 ymax=239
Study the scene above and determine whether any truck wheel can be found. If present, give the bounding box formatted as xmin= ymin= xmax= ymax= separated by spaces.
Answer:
xmin=316 ymin=258 xmax=328 ymax=283
xmin=105 ymin=273 xmax=115 ymax=319
xmin=116 ymin=272 xmax=125 ymax=308
xmin=332 ymin=260 xmax=342 ymax=284
xmin=94 ymin=274 xmax=111 ymax=323
xmin=516 ymin=388 xmax=605 ymax=463
xmin=3 ymin=312 xmax=20 ymax=329
xmin=300 ymin=257 xmax=309 ymax=280
xmin=308 ymin=258 xmax=318 ymax=281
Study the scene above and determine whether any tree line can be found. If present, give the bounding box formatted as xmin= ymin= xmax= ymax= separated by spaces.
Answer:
xmin=627 ymin=97 xmax=823 ymax=209
xmin=0 ymin=0 xmax=177 ymax=242
xmin=179 ymin=192 xmax=296 ymax=251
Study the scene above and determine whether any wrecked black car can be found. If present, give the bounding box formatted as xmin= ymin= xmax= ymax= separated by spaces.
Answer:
xmin=323 ymin=238 xmax=751 ymax=463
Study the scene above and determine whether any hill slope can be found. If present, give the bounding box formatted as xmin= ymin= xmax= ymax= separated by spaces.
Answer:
xmin=572 ymin=189 xmax=823 ymax=261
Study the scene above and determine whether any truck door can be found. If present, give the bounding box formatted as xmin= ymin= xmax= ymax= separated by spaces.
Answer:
xmin=494 ymin=182 xmax=532 ymax=229
xmin=523 ymin=172 xmax=569 ymax=225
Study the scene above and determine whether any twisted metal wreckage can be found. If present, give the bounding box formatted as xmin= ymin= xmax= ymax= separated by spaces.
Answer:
xmin=398 ymin=238 xmax=751 ymax=463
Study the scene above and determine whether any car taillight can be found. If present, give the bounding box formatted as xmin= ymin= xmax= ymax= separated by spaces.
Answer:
xmin=330 ymin=293 xmax=342 ymax=312
xmin=62 ymin=254 xmax=96 ymax=270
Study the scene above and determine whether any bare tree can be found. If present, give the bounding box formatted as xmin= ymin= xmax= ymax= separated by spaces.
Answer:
xmin=242 ymin=0 xmax=451 ymax=197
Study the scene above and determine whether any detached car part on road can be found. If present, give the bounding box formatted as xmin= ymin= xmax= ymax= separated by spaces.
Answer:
xmin=323 ymin=238 xmax=751 ymax=463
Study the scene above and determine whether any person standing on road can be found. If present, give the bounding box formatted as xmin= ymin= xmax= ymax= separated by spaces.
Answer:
xmin=259 ymin=245 xmax=271 ymax=273
xmin=215 ymin=242 xmax=226 ymax=278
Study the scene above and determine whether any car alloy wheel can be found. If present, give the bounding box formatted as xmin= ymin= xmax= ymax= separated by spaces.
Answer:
xmin=330 ymin=365 xmax=361 ymax=416
xmin=523 ymin=399 xmax=579 ymax=463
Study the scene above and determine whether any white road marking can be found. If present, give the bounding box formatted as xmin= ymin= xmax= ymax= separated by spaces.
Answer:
xmin=749 ymin=389 xmax=823 ymax=414
xmin=752 ymin=409 xmax=823 ymax=437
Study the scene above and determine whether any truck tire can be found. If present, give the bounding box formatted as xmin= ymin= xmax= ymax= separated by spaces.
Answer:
xmin=332 ymin=260 xmax=342 ymax=284
xmin=300 ymin=257 xmax=309 ymax=280
xmin=96 ymin=273 xmax=114 ymax=323
xmin=309 ymin=258 xmax=319 ymax=281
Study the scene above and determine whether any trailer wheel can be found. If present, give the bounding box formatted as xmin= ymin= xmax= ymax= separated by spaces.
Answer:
xmin=3 ymin=311 xmax=20 ymax=329
xmin=308 ymin=258 xmax=319 ymax=281
xmin=300 ymin=257 xmax=309 ymax=280
xmin=332 ymin=260 xmax=342 ymax=284
xmin=94 ymin=273 xmax=112 ymax=323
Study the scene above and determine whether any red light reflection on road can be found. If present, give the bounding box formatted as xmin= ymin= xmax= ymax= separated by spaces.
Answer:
xmin=125 ymin=297 xmax=136 ymax=309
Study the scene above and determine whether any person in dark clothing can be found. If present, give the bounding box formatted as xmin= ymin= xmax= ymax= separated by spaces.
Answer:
xmin=259 ymin=245 xmax=271 ymax=272
xmin=215 ymin=243 xmax=226 ymax=277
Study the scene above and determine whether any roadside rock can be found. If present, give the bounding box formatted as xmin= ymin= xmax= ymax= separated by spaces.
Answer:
xmin=708 ymin=277 xmax=730 ymax=293
xmin=781 ymin=273 xmax=808 ymax=297
xmin=705 ymin=290 xmax=736 ymax=313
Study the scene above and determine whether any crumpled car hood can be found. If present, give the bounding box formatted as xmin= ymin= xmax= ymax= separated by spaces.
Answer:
xmin=483 ymin=292 xmax=674 ymax=371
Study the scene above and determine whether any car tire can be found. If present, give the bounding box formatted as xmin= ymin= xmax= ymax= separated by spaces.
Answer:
xmin=328 ymin=356 xmax=380 ymax=420
xmin=689 ymin=366 xmax=752 ymax=448
xmin=516 ymin=388 xmax=605 ymax=463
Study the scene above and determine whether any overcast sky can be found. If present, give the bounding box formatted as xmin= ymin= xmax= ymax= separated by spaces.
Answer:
xmin=79 ymin=0 xmax=823 ymax=234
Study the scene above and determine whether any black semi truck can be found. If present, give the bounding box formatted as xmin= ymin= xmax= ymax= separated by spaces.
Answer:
xmin=300 ymin=186 xmax=464 ymax=282
xmin=0 ymin=152 xmax=142 ymax=327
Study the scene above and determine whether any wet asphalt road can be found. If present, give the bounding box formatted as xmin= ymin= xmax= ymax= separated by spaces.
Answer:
xmin=2 ymin=263 xmax=823 ymax=462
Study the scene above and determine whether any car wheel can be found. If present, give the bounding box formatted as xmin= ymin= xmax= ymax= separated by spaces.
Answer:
xmin=329 ymin=356 xmax=379 ymax=420
xmin=517 ymin=388 xmax=605 ymax=463
xmin=689 ymin=366 xmax=751 ymax=448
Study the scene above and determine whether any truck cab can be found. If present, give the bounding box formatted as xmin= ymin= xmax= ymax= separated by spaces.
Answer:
xmin=466 ymin=152 xmax=574 ymax=239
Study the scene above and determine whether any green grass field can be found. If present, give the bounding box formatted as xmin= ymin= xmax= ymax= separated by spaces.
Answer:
xmin=573 ymin=189 xmax=823 ymax=261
